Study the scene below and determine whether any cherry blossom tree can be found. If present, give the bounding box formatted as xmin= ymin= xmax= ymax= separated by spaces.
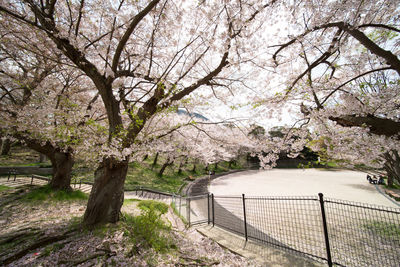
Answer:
xmin=259 ymin=0 xmax=400 ymax=183
xmin=0 ymin=15 xmax=107 ymax=190
xmin=0 ymin=0 xmax=277 ymax=224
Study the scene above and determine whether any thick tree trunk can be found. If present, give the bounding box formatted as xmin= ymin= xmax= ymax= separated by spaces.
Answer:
xmin=83 ymin=158 xmax=128 ymax=226
xmin=48 ymin=151 xmax=74 ymax=191
xmin=1 ymin=138 xmax=11 ymax=156
xmin=383 ymin=150 xmax=400 ymax=187
xmin=39 ymin=153 xmax=47 ymax=163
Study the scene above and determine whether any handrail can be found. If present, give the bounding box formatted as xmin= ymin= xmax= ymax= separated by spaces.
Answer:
xmin=132 ymin=186 xmax=176 ymax=197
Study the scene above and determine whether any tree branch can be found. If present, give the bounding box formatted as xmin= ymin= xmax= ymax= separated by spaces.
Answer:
xmin=329 ymin=114 xmax=400 ymax=137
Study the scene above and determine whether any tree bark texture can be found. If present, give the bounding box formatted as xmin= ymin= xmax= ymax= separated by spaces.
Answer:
xmin=192 ymin=164 xmax=196 ymax=173
xmin=329 ymin=114 xmax=400 ymax=138
xmin=39 ymin=153 xmax=47 ymax=163
xmin=383 ymin=150 xmax=400 ymax=186
xmin=83 ymin=158 xmax=128 ymax=226
xmin=10 ymin=133 xmax=74 ymax=191
xmin=158 ymin=159 xmax=174 ymax=177
xmin=152 ymin=152 xmax=159 ymax=169
xmin=48 ymin=151 xmax=74 ymax=191
xmin=1 ymin=138 xmax=11 ymax=156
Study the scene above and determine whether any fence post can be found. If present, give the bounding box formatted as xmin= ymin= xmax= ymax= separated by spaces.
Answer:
xmin=179 ymin=196 xmax=181 ymax=215
xmin=31 ymin=175 xmax=34 ymax=185
xmin=207 ymin=193 xmax=210 ymax=224
xmin=318 ymin=193 xmax=333 ymax=267
xmin=211 ymin=193 xmax=215 ymax=227
xmin=187 ymin=197 xmax=191 ymax=227
xmin=242 ymin=194 xmax=248 ymax=242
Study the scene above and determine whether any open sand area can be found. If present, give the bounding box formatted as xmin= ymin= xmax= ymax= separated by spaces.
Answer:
xmin=209 ymin=168 xmax=399 ymax=208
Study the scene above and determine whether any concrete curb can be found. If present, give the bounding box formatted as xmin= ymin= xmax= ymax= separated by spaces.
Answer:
xmin=374 ymin=184 xmax=400 ymax=207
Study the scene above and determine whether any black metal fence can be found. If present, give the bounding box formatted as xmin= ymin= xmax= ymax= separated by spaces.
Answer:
xmin=175 ymin=193 xmax=400 ymax=267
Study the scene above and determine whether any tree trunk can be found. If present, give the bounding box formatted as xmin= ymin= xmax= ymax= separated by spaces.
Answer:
xmin=48 ymin=151 xmax=74 ymax=191
xmin=158 ymin=159 xmax=174 ymax=177
xmin=152 ymin=152 xmax=159 ymax=169
xmin=192 ymin=163 xmax=196 ymax=173
xmin=383 ymin=150 xmax=400 ymax=187
xmin=214 ymin=162 xmax=218 ymax=171
xmin=143 ymin=154 xmax=148 ymax=161
xmin=228 ymin=160 xmax=236 ymax=168
xmin=39 ymin=153 xmax=47 ymax=163
xmin=177 ymin=157 xmax=186 ymax=174
xmin=1 ymin=138 xmax=11 ymax=156
xmin=83 ymin=158 xmax=128 ymax=226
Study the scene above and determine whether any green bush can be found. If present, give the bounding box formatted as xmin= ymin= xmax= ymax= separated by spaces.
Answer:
xmin=122 ymin=200 xmax=174 ymax=253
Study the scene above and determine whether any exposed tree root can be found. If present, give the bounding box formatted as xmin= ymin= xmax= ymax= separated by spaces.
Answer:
xmin=0 ymin=228 xmax=40 ymax=246
xmin=1 ymin=229 xmax=77 ymax=265
xmin=58 ymin=248 xmax=116 ymax=266
xmin=178 ymin=252 xmax=220 ymax=266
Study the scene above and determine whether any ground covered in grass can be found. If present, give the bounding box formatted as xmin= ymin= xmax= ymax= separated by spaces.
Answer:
xmin=2 ymin=146 xmax=246 ymax=194
xmin=0 ymin=185 xmax=259 ymax=266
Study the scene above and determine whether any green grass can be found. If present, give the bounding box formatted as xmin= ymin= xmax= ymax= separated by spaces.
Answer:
xmin=4 ymin=146 xmax=246 ymax=194
xmin=171 ymin=202 xmax=188 ymax=225
xmin=122 ymin=157 xmax=244 ymax=193
xmin=22 ymin=185 xmax=88 ymax=202
xmin=123 ymin=198 xmax=141 ymax=204
xmin=363 ymin=221 xmax=400 ymax=239
xmin=0 ymin=184 xmax=11 ymax=192
xmin=384 ymin=182 xmax=400 ymax=190
xmin=121 ymin=200 xmax=175 ymax=254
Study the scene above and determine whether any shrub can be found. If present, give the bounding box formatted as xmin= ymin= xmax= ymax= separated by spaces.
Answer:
xmin=122 ymin=200 xmax=174 ymax=253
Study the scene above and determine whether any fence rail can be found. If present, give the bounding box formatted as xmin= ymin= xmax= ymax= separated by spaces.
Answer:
xmin=172 ymin=193 xmax=400 ymax=267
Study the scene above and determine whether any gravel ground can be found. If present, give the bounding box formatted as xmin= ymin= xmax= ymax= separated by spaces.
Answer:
xmin=209 ymin=168 xmax=399 ymax=208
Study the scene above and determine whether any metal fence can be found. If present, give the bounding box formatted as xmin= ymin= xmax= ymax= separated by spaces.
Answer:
xmin=174 ymin=193 xmax=400 ymax=267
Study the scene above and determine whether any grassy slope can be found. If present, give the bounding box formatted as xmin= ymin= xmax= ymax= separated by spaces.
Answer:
xmin=2 ymin=146 xmax=246 ymax=193
xmin=0 ymin=146 xmax=52 ymax=167
xmin=124 ymin=156 xmax=243 ymax=193
xmin=0 ymin=186 xmax=256 ymax=266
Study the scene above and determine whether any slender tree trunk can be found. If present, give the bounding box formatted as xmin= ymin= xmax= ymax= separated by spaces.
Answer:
xmin=83 ymin=158 xmax=128 ymax=226
xmin=158 ymin=159 xmax=174 ymax=177
xmin=192 ymin=163 xmax=196 ymax=173
xmin=177 ymin=157 xmax=186 ymax=174
xmin=143 ymin=154 xmax=148 ymax=161
xmin=205 ymin=163 xmax=209 ymax=172
xmin=214 ymin=162 xmax=218 ymax=171
xmin=1 ymin=138 xmax=11 ymax=156
xmin=229 ymin=160 xmax=236 ymax=168
xmin=48 ymin=151 xmax=74 ymax=191
xmin=152 ymin=152 xmax=159 ymax=169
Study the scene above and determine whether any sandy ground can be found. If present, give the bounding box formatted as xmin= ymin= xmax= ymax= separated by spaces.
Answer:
xmin=209 ymin=168 xmax=399 ymax=208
